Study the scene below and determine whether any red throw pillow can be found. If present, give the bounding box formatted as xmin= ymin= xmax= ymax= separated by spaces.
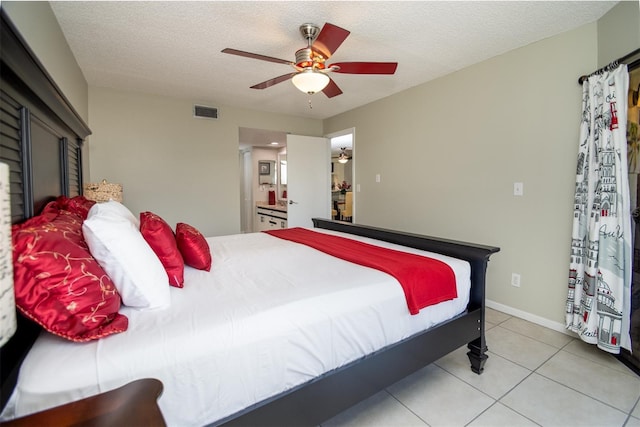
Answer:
xmin=175 ymin=223 xmax=211 ymax=271
xmin=140 ymin=212 xmax=184 ymax=288
xmin=12 ymin=209 xmax=128 ymax=342
xmin=54 ymin=195 xmax=96 ymax=220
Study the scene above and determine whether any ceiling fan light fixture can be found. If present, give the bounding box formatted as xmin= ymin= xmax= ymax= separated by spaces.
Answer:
xmin=338 ymin=149 xmax=349 ymax=164
xmin=292 ymin=69 xmax=330 ymax=95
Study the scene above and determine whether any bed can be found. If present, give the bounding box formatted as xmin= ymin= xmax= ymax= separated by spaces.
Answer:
xmin=0 ymin=9 xmax=500 ymax=426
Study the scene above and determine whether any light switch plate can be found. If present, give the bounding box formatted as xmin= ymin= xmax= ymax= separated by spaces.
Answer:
xmin=514 ymin=182 xmax=523 ymax=196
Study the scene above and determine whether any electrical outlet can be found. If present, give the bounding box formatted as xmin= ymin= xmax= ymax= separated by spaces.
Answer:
xmin=375 ymin=174 xmax=381 ymax=183
xmin=511 ymin=273 xmax=521 ymax=287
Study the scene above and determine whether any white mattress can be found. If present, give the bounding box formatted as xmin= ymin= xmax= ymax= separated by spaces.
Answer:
xmin=2 ymin=228 xmax=470 ymax=426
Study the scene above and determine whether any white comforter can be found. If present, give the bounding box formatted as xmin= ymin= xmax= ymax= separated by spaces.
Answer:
xmin=2 ymin=228 xmax=470 ymax=426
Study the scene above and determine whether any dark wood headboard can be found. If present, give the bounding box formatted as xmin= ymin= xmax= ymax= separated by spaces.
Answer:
xmin=0 ymin=9 xmax=91 ymax=409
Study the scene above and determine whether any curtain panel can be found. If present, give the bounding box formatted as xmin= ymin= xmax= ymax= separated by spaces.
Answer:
xmin=567 ymin=64 xmax=631 ymax=354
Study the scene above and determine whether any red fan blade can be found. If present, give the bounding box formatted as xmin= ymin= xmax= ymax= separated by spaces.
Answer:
xmin=331 ymin=62 xmax=398 ymax=74
xmin=322 ymin=78 xmax=343 ymax=98
xmin=312 ymin=23 xmax=350 ymax=59
xmin=222 ymin=48 xmax=293 ymax=66
xmin=250 ymin=73 xmax=297 ymax=90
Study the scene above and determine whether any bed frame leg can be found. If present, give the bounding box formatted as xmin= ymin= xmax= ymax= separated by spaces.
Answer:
xmin=466 ymin=338 xmax=488 ymax=374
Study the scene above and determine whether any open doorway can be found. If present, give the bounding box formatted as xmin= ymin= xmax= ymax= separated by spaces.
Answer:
xmin=239 ymin=127 xmax=332 ymax=231
xmin=238 ymin=127 xmax=287 ymax=233
xmin=328 ymin=128 xmax=355 ymax=223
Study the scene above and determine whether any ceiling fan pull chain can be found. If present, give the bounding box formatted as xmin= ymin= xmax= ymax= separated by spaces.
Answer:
xmin=308 ymin=99 xmax=313 ymax=109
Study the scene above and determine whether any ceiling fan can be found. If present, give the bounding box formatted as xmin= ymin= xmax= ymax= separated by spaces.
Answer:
xmin=222 ymin=23 xmax=398 ymax=98
xmin=337 ymin=147 xmax=351 ymax=164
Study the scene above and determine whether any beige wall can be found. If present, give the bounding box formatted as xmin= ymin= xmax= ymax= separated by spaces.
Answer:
xmin=2 ymin=1 xmax=88 ymax=121
xmin=324 ymin=23 xmax=599 ymax=328
xmin=88 ymin=87 xmax=322 ymax=236
xmin=597 ymin=0 xmax=640 ymax=67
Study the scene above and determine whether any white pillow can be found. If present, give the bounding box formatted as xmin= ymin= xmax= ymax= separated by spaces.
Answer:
xmin=100 ymin=199 xmax=140 ymax=227
xmin=82 ymin=201 xmax=170 ymax=310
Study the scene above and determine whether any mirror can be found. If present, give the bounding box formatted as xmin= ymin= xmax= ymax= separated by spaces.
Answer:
xmin=278 ymin=154 xmax=287 ymax=200
xmin=258 ymin=160 xmax=275 ymax=185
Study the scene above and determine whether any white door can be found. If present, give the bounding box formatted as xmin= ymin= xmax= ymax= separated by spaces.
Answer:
xmin=286 ymin=134 xmax=331 ymax=228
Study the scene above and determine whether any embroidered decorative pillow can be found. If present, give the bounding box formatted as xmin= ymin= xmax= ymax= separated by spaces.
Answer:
xmin=54 ymin=195 xmax=96 ymax=220
xmin=12 ymin=207 xmax=128 ymax=342
xmin=83 ymin=202 xmax=170 ymax=310
xmin=140 ymin=212 xmax=184 ymax=288
xmin=176 ymin=223 xmax=211 ymax=271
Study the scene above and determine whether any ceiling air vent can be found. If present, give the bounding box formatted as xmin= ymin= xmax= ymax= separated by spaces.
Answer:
xmin=194 ymin=105 xmax=218 ymax=119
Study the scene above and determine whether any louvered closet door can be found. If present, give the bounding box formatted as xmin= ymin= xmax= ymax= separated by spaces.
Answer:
xmin=0 ymin=85 xmax=84 ymax=222
xmin=66 ymin=139 xmax=82 ymax=197
xmin=29 ymin=113 xmax=63 ymax=212
xmin=0 ymin=9 xmax=90 ymax=224
xmin=0 ymin=89 xmax=27 ymax=222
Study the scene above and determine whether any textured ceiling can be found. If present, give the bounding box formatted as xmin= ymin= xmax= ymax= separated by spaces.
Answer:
xmin=51 ymin=1 xmax=616 ymax=122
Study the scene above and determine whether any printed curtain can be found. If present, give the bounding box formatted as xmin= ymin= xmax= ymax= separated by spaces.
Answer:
xmin=567 ymin=64 xmax=631 ymax=354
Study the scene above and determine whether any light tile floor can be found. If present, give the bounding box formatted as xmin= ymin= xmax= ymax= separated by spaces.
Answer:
xmin=322 ymin=308 xmax=640 ymax=427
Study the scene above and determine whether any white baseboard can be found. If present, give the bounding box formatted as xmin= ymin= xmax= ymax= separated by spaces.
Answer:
xmin=486 ymin=299 xmax=576 ymax=337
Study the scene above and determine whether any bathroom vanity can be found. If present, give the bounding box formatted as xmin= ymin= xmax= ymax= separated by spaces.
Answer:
xmin=255 ymin=203 xmax=288 ymax=231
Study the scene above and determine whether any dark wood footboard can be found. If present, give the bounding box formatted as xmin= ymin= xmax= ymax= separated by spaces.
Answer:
xmin=216 ymin=219 xmax=499 ymax=426
xmin=312 ymin=219 xmax=499 ymax=375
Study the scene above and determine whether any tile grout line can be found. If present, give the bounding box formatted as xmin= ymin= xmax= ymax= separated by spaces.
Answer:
xmin=561 ymin=348 xmax=640 ymax=381
xmin=492 ymin=311 xmax=639 ymax=380
xmin=463 ymin=401 xmax=543 ymax=427
xmin=631 ymin=395 xmax=640 ymax=417
xmin=437 ymin=321 xmax=571 ymax=425
xmin=430 ymin=348 xmax=540 ymax=426
xmin=489 ymin=314 xmax=640 ymax=423
xmin=494 ymin=323 xmax=573 ymax=350
xmin=437 ymin=316 xmax=544 ymax=425
xmin=488 ymin=336 xmax=568 ymax=425
xmin=623 ymin=394 xmax=640 ymax=426
xmin=462 ymin=401 xmax=503 ymax=427
xmin=383 ymin=389 xmax=431 ymax=426
xmin=526 ymin=338 xmax=635 ymax=421
xmin=530 ymin=370 xmax=633 ymax=422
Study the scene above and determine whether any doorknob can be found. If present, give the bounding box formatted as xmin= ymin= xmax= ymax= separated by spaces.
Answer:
xmin=289 ymin=200 xmax=298 ymax=205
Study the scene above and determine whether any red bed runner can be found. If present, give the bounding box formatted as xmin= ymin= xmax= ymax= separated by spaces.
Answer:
xmin=264 ymin=227 xmax=457 ymax=315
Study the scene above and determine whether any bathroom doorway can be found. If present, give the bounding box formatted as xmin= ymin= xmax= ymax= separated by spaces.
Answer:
xmin=239 ymin=127 xmax=332 ymax=231
xmin=238 ymin=127 xmax=287 ymax=233
xmin=328 ymin=128 xmax=355 ymax=223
